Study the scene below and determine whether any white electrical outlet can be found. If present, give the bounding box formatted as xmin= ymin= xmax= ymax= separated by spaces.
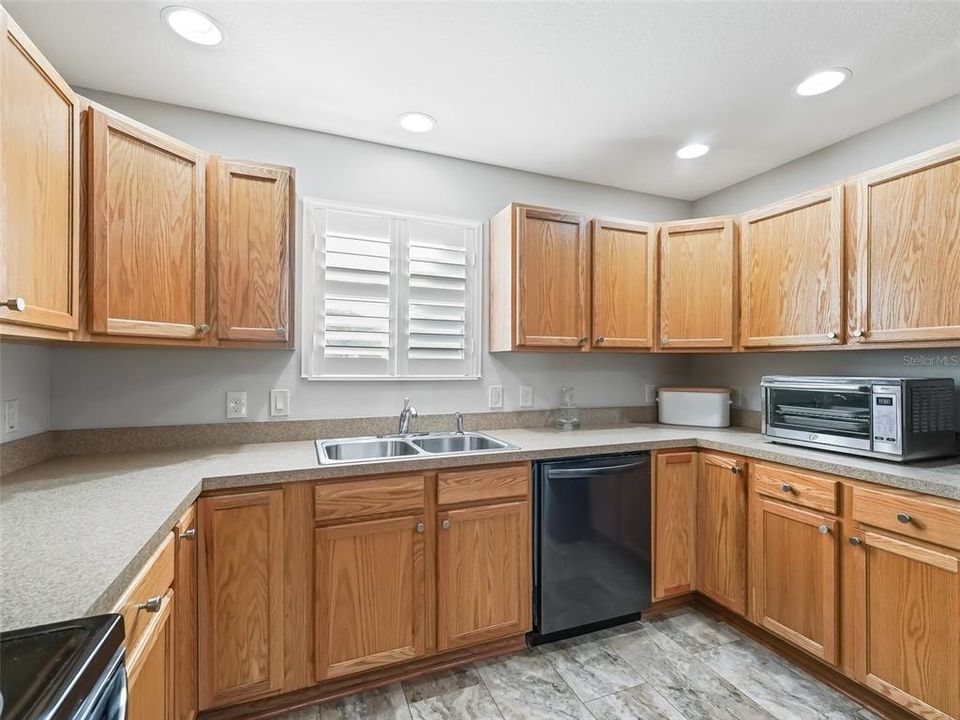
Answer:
xmin=3 ymin=399 xmax=19 ymax=434
xmin=644 ymin=385 xmax=658 ymax=403
xmin=270 ymin=389 xmax=289 ymax=417
xmin=226 ymin=391 xmax=247 ymax=419
xmin=519 ymin=385 xmax=534 ymax=408
xmin=488 ymin=385 xmax=504 ymax=409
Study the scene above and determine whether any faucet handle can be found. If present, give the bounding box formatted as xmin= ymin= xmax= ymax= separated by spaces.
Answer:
xmin=401 ymin=397 xmax=411 ymax=412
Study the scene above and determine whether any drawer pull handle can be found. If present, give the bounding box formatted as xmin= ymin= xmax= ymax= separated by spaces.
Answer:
xmin=3 ymin=298 xmax=26 ymax=312
xmin=896 ymin=513 xmax=912 ymax=524
xmin=179 ymin=528 xmax=196 ymax=540
xmin=137 ymin=595 xmax=163 ymax=613
xmin=731 ymin=466 xmax=743 ymax=475
xmin=780 ymin=483 xmax=793 ymax=493
xmin=818 ymin=524 xmax=830 ymax=535
xmin=415 ymin=522 xmax=425 ymax=533
xmin=848 ymin=536 xmax=862 ymax=546
xmin=441 ymin=519 xmax=451 ymax=530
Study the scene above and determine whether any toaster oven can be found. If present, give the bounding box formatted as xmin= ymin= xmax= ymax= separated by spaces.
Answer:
xmin=761 ymin=376 xmax=957 ymax=462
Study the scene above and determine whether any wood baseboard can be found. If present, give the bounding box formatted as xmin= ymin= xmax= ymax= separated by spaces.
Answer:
xmin=198 ymin=634 xmax=527 ymax=720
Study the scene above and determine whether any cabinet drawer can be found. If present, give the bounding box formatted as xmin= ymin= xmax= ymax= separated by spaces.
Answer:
xmin=437 ymin=464 xmax=529 ymax=506
xmin=314 ymin=475 xmax=425 ymax=522
xmin=851 ymin=485 xmax=960 ymax=551
xmin=753 ymin=462 xmax=839 ymax=514
xmin=114 ymin=533 xmax=175 ymax=653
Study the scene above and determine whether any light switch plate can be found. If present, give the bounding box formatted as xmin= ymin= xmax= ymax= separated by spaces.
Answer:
xmin=226 ymin=391 xmax=247 ymax=419
xmin=488 ymin=385 xmax=504 ymax=409
xmin=519 ymin=386 xmax=534 ymax=408
xmin=270 ymin=389 xmax=289 ymax=417
xmin=3 ymin=399 xmax=18 ymax=434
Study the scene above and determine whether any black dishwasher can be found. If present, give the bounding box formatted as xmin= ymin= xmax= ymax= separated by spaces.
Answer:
xmin=532 ymin=452 xmax=651 ymax=644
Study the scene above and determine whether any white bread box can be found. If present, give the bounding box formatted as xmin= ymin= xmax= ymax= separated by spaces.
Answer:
xmin=657 ymin=387 xmax=732 ymax=427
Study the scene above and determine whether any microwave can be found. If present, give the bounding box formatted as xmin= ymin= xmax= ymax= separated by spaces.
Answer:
xmin=761 ymin=376 xmax=957 ymax=462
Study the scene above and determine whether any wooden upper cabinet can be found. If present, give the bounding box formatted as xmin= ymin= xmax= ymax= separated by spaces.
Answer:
xmin=0 ymin=9 xmax=80 ymax=336
xmin=697 ymin=452 xmax=748 ymax=615
xmin=740 ymin=185 xmax=844 ymax=348
xmin=198 ymin=490 xmax=284 ymax=709
xmin=88 ymin=108 xmax=207 ymax=341
xmin=848 ymin=142 xmax=960 ymax=345
xmin=590 ymin=218 xmax=655 ymax=349
xmin=437 ymin=500 xmax=531 ymax=650
xmin=208 ymin=158 xmax=294 ymax=345
xmin=847 ymin=528 xmax=960 ymax=720
xmin=653 ymin=451 xmax=697 ymax=600
xmin=658 ymin=217 xmax=737 ymax=349
xmin=488 ymin=204 xmax=590 ymax=351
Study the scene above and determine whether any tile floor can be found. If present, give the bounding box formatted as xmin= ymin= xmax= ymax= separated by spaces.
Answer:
xmin=282 ymin=608 xmax=880 ymax=720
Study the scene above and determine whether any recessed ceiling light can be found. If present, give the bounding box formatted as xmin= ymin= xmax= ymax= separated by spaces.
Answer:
xmin=794 ymin=68 xmax=851 ymax=97
xmin=162 ymin=6 xmax=223 ymax=46
xmin=398 ymin=112 xmax=437 ymax=133
xmin=676 ymin=143 xmax=710 ymax=159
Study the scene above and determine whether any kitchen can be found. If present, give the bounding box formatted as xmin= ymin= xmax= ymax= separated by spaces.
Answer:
xmin=1 ymin=2 xmax=959 ymax=720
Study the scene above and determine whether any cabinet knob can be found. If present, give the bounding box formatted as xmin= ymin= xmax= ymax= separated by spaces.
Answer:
xmin=441 ymin=519 xmax=451 ymax=530
xmin=179 ymin=528 xmax=196 ymax=540
xmin=896 ymin=513 xmax=912 ymax=525
xmin=137 ymin=595 xmax=163 ymax=613
xmin=818 ymin=524 xmax=830 ymax=535
xmin=848 ymin=536 xmax=862 ymax=546
xmin=731 ymin=465 xmax=743 ymax=475
xmin=276 ymin=326 xmax=287 ymax=338
xmin=415 ymin=522 xmax=425 ymax=534
xmin=596 ymin=336 xmax=605 ymax=344
xmin=2 ymin=298 xmax=26 ymax=312
xmin=780 ymin=483 xmax=793 ymax=494
xmin=826 ymin=332 xmax=837 ymax=339
xmin=852 ymin=329 xmax=864 ymax=339
xmin=578 ymin=336 xmax=589 ymax=346
xmin=198 ymin=323 xmax=210 ymax=335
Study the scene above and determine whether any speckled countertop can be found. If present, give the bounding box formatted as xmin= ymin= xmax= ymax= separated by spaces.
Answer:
xmin=2 ymin=423 xmax=959 ymax=632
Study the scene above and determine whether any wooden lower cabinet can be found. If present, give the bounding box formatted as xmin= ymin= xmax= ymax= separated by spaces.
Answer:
xmin=847 ymin=528 xmax=960 ymax=720
xmin=437 ymin=501 xmax=531 ymax=650
xmin=314 ymin=515 xmax=426 ymax=680
xmin=750 ymin=497 xmax=839 ymax=664
xmin=652 ymin=450 xmax=697 ymax=599
xmin=127 ymin=589 xmax=176 ymax=720
xmin=174 ymin=506 xmax=198 ymax=720
xmin=697 ymin=452 xmax=748 ymax=615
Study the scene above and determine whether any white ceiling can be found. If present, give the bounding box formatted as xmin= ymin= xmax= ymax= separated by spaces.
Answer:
xmin=6 ymin=1 xmax=960 ymax=200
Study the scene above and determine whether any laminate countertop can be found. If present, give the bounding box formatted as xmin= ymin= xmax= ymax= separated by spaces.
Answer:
xmin=2 ymin=423 xmax=959 ymax=632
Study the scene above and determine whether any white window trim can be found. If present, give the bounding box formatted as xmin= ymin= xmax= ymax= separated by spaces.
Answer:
xmin=301 ymin=197 xmax=483 ymax=381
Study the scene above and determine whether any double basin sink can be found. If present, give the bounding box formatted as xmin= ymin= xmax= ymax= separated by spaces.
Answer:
xmin=316 ymin=431 xmax=518 ymax=465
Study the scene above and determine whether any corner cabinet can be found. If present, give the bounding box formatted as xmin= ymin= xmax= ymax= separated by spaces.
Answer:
xmin=739 ymin=185 xmax=844 ymax=348
xmin=658 ymin=217 xmax=738 ymax=350
xmin=848 ymin=142 xmax=960 ymax=345
xmin=0 ymin=8 xmax=80 ymax=339
xmin=207 ymin=158 xmax=295 ymax=346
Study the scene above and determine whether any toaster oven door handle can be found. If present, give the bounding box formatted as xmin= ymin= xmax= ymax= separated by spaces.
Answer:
xmin=761 ymin=381 xmax=871 ymax=393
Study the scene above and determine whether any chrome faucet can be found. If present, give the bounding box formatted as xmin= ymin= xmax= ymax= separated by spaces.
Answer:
xmin=398 ymin=397 xmax=418 ymax=435
xmin=454 ymin=412 xmax=465 ymax=435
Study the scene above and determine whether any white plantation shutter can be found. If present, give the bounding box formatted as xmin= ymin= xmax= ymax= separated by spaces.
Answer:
xmin=303 ymin=199 xmax=481 ymax=380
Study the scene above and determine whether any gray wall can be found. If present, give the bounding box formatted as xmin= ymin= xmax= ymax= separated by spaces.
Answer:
xmin=0 ymin=344 xmax=51 ymax=442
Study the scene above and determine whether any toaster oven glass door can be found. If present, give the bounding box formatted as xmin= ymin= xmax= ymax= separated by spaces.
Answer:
xmin=766 ymin=386 xmax=872 ymax=443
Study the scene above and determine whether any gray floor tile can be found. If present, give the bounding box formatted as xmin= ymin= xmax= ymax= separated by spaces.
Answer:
xmin=603 ymin=623 xmax=693 ymax=671
xmin=584 ymin=682 xmax=687 ymax=720
xmin=276 ymin=707 xmax=320 ymax=720
xmin=476 ymin=650 xmax=594 ymax=720
xmin=408 ymin=683 xmax=504 ymax=720
xmin=320 ymin=682 xmax=413 ymax=720
xmin=647 ymin=608 xmax=742 ymax=655
xmin=539 ymin=632 xmax=645 ymax=702
xmin=402 ymin=665 xmax=484 ymax=704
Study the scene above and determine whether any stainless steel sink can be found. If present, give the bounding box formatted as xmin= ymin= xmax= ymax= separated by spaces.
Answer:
xmin=316 ymin=431 xmax=517 ymax=465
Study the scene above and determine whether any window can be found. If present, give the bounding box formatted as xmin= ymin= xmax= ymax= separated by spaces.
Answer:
xmin=302 ymin=199 xmax=482 ymax=380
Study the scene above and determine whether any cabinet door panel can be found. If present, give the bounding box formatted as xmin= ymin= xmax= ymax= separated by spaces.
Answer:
xmin=516 ymin=207 xmax=589 ymax=348
xmin=128 ymin=590 xmax=175 ymax=720
xmin=315 ymin=515 xmax=426 ymax=680
xmin=751 ymin=499 xmax=838 ymax=664
xmin=653 ymin=451 xmax=697 ymax=599
xmin=740 ymin=186 xmax=843 ymax=348
xmin=0 ymin=10 xmax=79 ymax=333
xmin=591 ymin=218 xmax=654 ymax=349
xmin=659 ymin=218 xmax=737 ymax=349
xmin=437 ymin=501 xmax=530 ymax=650
xmin=849 ymin=529 xmax=960 ymax=720
xmin=697 ymin=452 xmax=747 ymax=615
xmin=198 ymin=490 xmax=284 ymax=709
xmin=174 ymin=506 xmax=198 ymax=720
xmin=851 ymin=143 xmax=960 ymax=344
xmin=88 ymin=108 xmax=206 ymax=340
xmin=210 ymin=158 xmax=293 ymax=343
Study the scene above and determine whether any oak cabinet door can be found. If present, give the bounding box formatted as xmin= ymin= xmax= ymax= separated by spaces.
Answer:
xmin=174 ymin=506 xmax=198 ymax=720
xmin=848 ymin=529 xmax=960 ymax=720
xmin=659 ymin=218 xmax=737 ymax=349
xmin=437 ymin=501 xmax=531 ymax=650
xmin=314 ymin=515 xmax=426 ymax=680
xmin=697 ymin=452 xmax=748 ymax=615
xmin=653 ymin=451 xmax=697 ymax=600
xmin=849 ymin=143 xmax=960 ymax=345
xmin=740 ymin=186 xmax=844 ymax=348
xmin=209 ymin=158 xmax=293 ymax=344
xmin=751 ymin=498 xmax=838 ymax=664
xmin=198 ymin=490 xmax=284 ymax=709
xmin=0 ymin=9 xmax=80 ymax=334
xmin=591 ymin=218 xmax=655 ymax=349
xmin=128 ymin=590 xmax=176 ymax=720
xmin=88 ymin=108 xmax=207 ymax=341
xmin=516 ymin=207 xmax=590 ymax=348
